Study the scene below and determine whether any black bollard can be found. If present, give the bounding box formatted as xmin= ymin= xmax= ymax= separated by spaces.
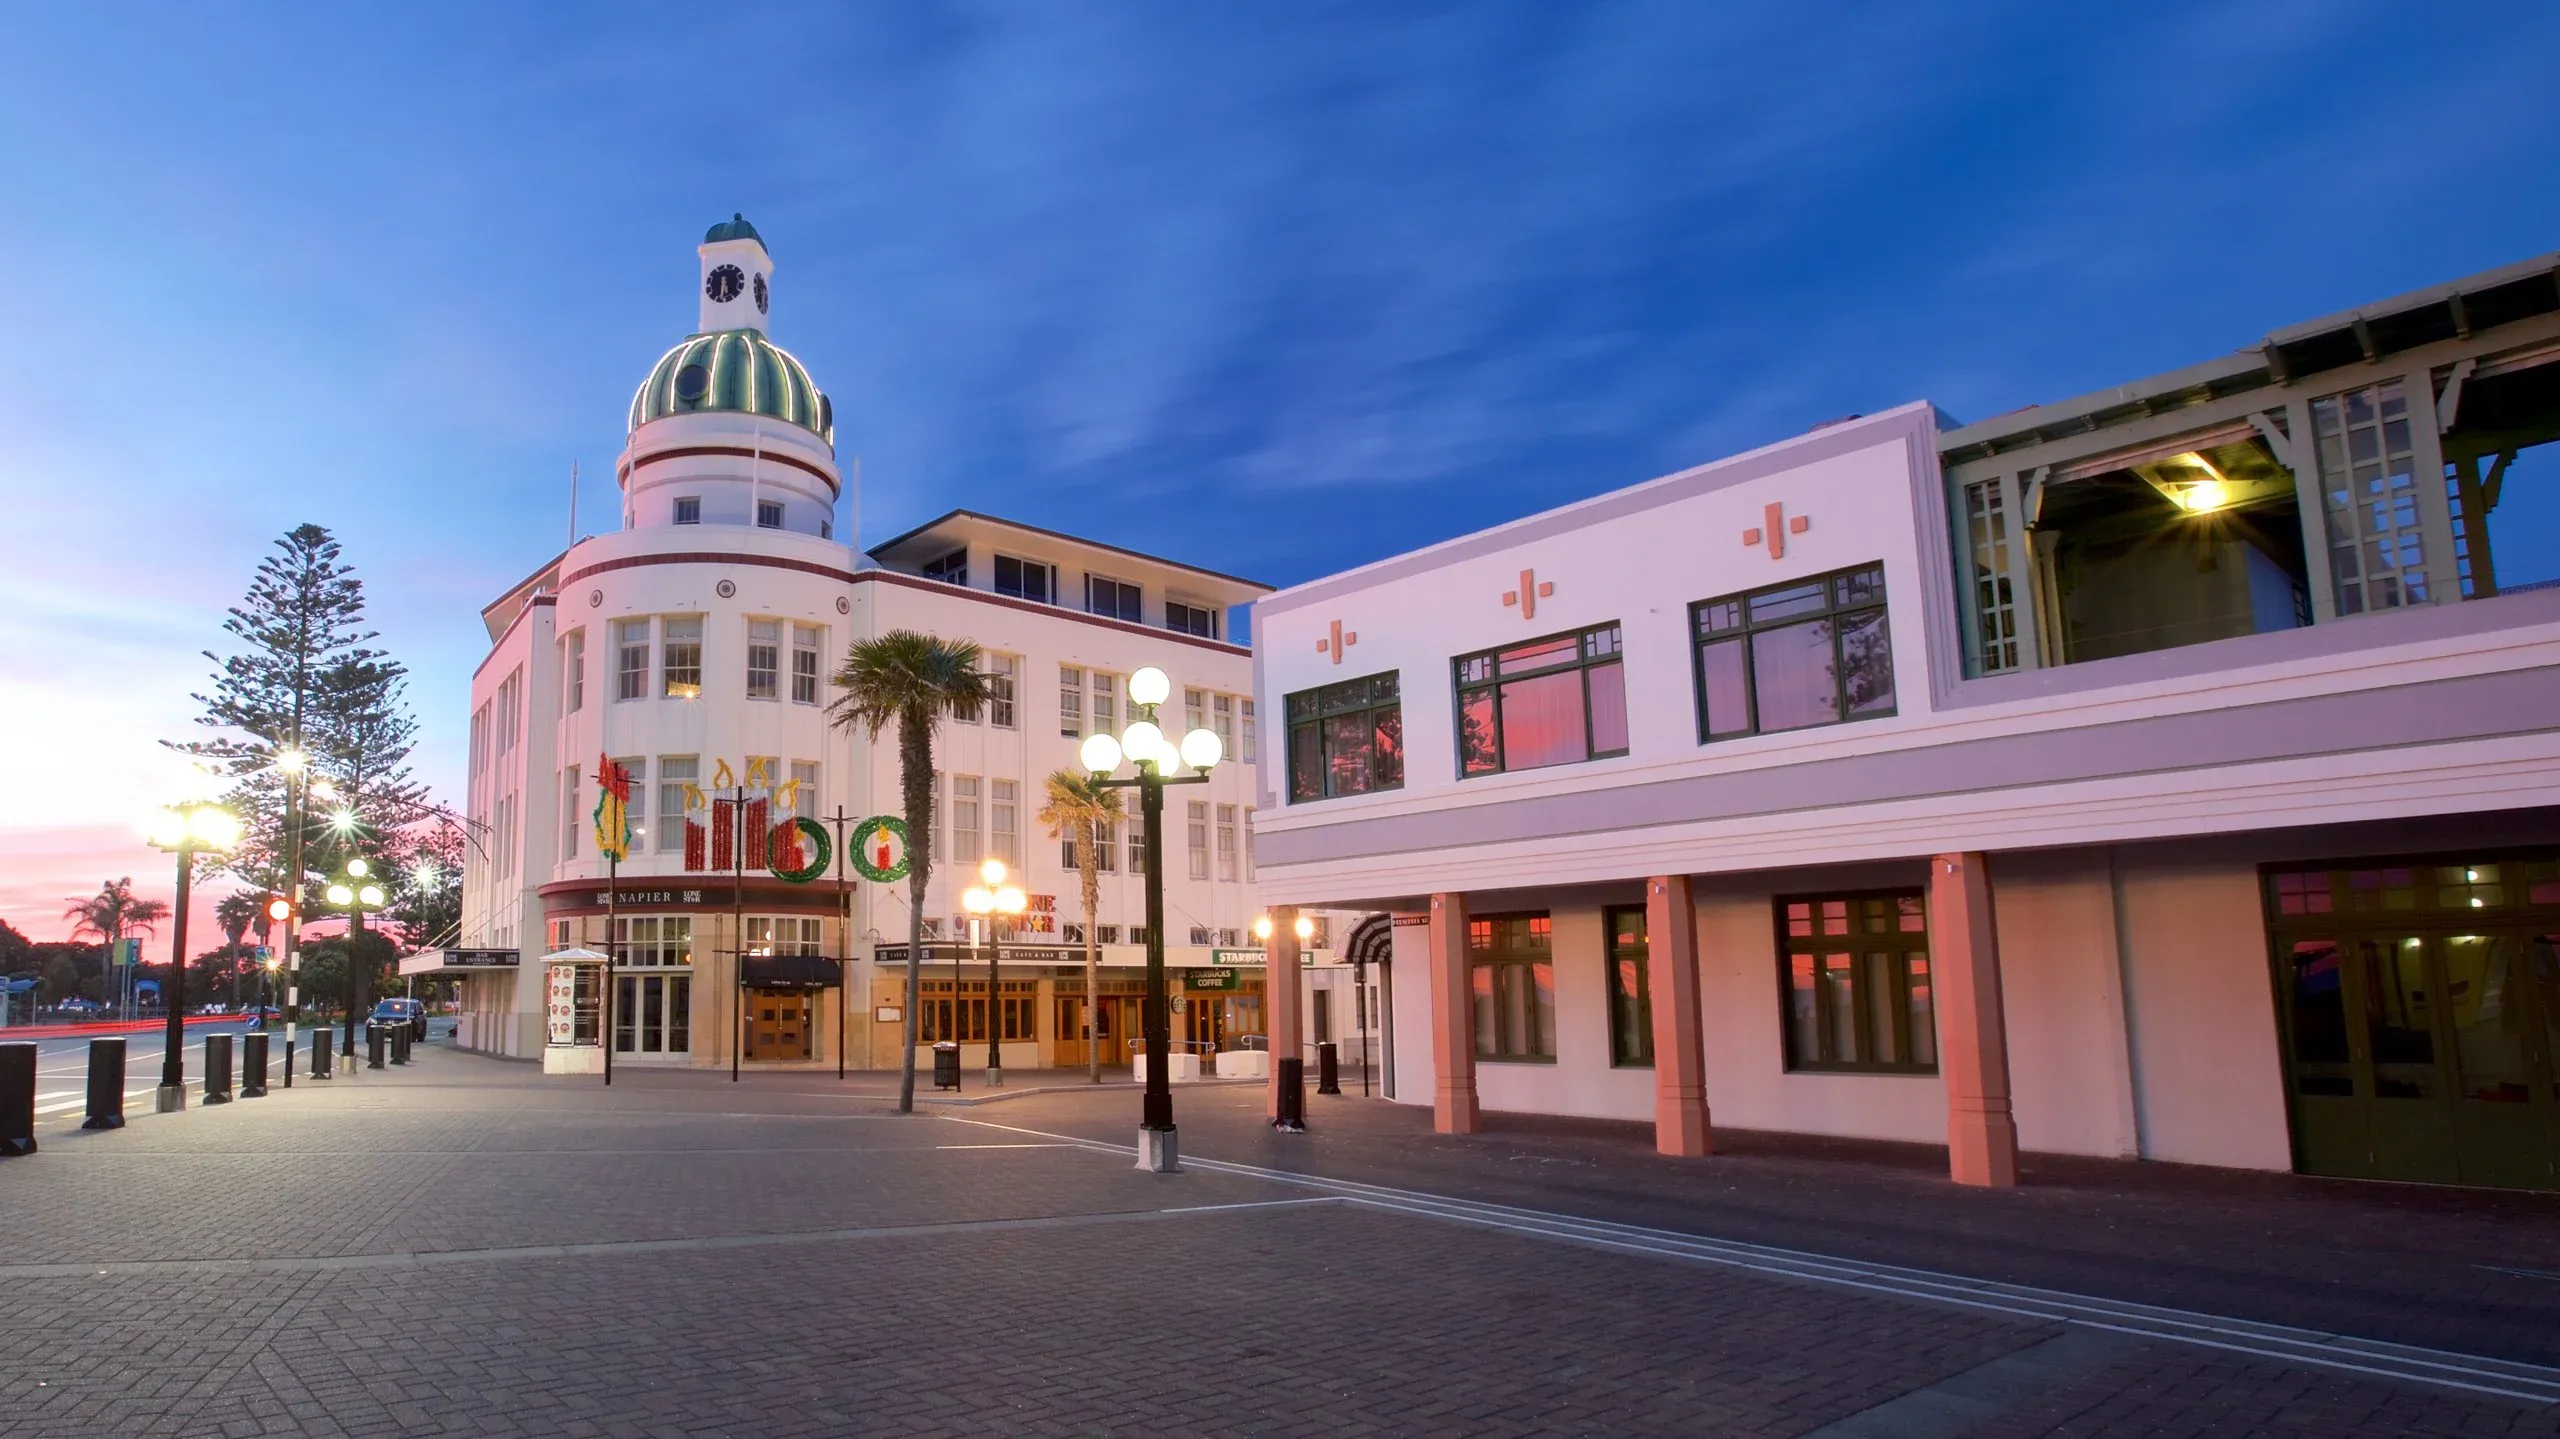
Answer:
xmin=366 ymin=1024 xmax=385 ymax=1070
xmin=1316 ymin=1040 xmax=1342 ymax=1096
xmin=390 ymin=1026 xmax=409 ymax=1066
xmin=0 ymin=1043 xmax=34 ymax=1156
xmin=203 ymin=1033 xmax=234 ymax=1105
xmin=1273 ymin=1055 xmax=1306 ymax=1132
xmin=241 ymin=1032 xmax=269 ymax=1098
xmin=312 ymin=1029 xmax=334 ymax=1080
xmin=83 ymin=1037 xmax=126 ymax=1130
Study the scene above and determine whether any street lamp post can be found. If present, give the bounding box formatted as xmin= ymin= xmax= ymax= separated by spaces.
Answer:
xmin=1079 ymin=665 xmax=1224 ymax=1173
xmin=145 ymin=802 xmax=240 ymax=1112
xmin=962 ymin=859 xmax=1027 ymax=1088
xmin=1254 ymin=911 xmax=1318 ymax=1129
xmin=326 ymin=860 xmax=387 ymax=1066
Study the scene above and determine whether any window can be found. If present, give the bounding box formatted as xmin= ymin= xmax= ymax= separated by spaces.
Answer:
xmin=820 ymin=521 xmax=831 ymax=540
xmin=990 ymin=779 xmax=1019 ymax=866
xmin=1059 ymin=666 xmax=1083 ymax=736
xmin=1606 ymin=908 xmax=1651 ymax=1067
xmin=615 ymin=619 xmax=650 ymax=701
xmin=985 ymin=653 xmax=1016 ymax=729
xmin=1212 ymin=694 xmax=1233 ymax=757
xmin=564 ymin=630 xmax=585 ymax=713
xmin=1186 ymin=801 xmax=1210 ymax=881
xmin=1091 ymin=671 xmax=1116 ymax=737
xmin=922 ymin=548 xmax=968 ymax=586
xmin=674 ymin=496 xmax=701 ymax=525
xmin=2315 ymin=380 xmax=2427 ymax=615
xmin=1241 ymin=700 xmax=1256 ymax=762
xmin=1469 ymin=914 xmax=1555 ymax=1062
xmin=1190 ymin=925 xmax=1214 ymax=947
xmin=1286 ymin=672 xmax=1404 ymax=802
xmin=746 ymin=916 xmax=824 ymax=958
xmin=1215 ymin=804 xmax=1237 ymax=882
xmin=1778 ymin=892 xmax=1935 ymax=1074
xmin=791 ymin=625 xmax=822 ymax=704
xmin=1087 ymin=575 xmax=1142 ymax=621
xmin=1185 ymin=688 xmax=1206 ymax=734
xmin=757 ymin=500 xmax=784 ymax=529
xmin=614 ymin=915 xmax=695 ymax=967
xmin=746 ymin=619 xmax=780 ymax=700
xmin=654 ymin=757 xmax=693 ymax=853
xmin=1456 ymin=625 xmax=1627 ymax=777
xmin=951 ymin=776 xmax=982 ymax=862
xmin=1243 ymin=807 xmax=1255 ymax=882
xmin=1098 ymin=925 xmax=1122 ymax=945
xmin=1125 ymin=793 xmax=1144 ymax=874
xmin=1164 ymin=600 xmax=1218 ymax=639
xmin=790 ymin=761 xmax=819 ymax=822
xmin=561 ymin=766 xmax=580 ymax=859
xmin=1694 ymin=565 xmax=1895 ymax=741
xmin=661 ymin=616 xmax=703 ymax=698
xmin=995 ymin=555 xmax=1056 ymax=604
xmin=1964 ymin=481 xmax=2019 ymax=674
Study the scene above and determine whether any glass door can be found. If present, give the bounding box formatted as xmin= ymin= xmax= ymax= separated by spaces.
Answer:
xmin=613 ymin=973 xmax=692 ymax=1057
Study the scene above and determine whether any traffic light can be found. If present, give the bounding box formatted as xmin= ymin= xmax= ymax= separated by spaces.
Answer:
xmin=264 ymin=895 xmax=295 ymax=926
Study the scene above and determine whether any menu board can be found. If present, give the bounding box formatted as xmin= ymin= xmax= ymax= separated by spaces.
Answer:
xmin=545 ymin=962 xmax=602 ymax=1047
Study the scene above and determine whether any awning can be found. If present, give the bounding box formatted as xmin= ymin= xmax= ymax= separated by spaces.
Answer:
xmin=400 ymin=947 xmax=523 ymax=976
xmin=741 ymin=954 xmax=847 ymax=991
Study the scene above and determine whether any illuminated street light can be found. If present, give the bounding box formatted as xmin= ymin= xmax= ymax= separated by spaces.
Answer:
xmin=144 ymin=801 xmax=237 ymax=1111
xmin=961 ymin=858 xmax=1029 ymax=1087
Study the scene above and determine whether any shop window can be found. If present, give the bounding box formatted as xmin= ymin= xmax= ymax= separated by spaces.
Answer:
xmin=1455 ymin=625 xmax=1627 ymax=777
xmin=1693 ymin=565 xmax=1894 ymax=741
xmin=1285 ymin=671 xmax=1404 ymax=803
xmin=1777 ymin=892 xmax=1935 ymax=1074
xmin=1606 ymin=907 xmax=1651 ymax=1067
xmin=1469 ymin=913 xmax=1555 ymax=1062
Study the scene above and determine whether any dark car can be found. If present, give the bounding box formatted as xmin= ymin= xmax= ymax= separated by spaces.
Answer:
xmin=370 ymin=998 xmax=427 ymax=1042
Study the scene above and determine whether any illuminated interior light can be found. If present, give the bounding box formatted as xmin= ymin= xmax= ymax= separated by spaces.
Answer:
xmin=2179 ymin=481 xmax=2229 ymax=513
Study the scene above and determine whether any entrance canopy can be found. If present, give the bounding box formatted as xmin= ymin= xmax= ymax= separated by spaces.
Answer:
xmin=741 ymin=953 xmax=845 ymax=991
xmin=400 ymin=947 xmax=522 ymax=977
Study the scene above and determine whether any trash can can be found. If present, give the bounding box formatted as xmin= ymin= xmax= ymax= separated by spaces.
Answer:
xmin=1316 ymin=1040 xmax=1342 ymax=1096
xmin=932 ymin=1042 xmax=961 ymax=1091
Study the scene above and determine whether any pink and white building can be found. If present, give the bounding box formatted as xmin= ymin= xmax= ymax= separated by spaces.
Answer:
xmin=1249 ymin=251 xmax=2560 ymax=1191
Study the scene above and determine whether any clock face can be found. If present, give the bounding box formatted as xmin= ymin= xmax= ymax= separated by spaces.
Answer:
xmin=705 ymin=264 xmax=745 ymax=304
xmin=753 ymin=273 xmax=768 ymax=314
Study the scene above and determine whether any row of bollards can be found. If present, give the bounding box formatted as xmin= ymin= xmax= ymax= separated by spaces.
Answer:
xmin=0 ymin=1021 xmax=428 ymax=1159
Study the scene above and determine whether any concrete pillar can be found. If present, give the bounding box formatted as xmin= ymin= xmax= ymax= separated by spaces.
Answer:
xmin=1930 ymin=851 xmax=2019 ymax=1187
xmin=1426 ymin=892 xmax=1478 ymax=1134
xmin=1644 ymin=875 xmax=1712 ymax=1157
xmin=1265 ymin=905 xmax=1305 ymax=1123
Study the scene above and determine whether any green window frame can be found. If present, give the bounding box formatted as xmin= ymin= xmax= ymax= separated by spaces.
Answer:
xmin=1692 ymin=563 xmax=1895 ymax=742
xmin=1606 ymin=906 xmax=1652 ymax=1068
xmin=1776 ymin=890 xmax=1936 ymax=1075
xmin=1284 ymin=671 xmax=1404 ymax=803
xmin=1454 ymin=623 xmax=1629 ymax=778
xmin=1468 ymin=913 xmax=1555 ymax=1063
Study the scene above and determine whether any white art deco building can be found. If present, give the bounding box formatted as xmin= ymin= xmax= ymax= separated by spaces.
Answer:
xmin=442 ymin=217 xmax=1378 ymax=1074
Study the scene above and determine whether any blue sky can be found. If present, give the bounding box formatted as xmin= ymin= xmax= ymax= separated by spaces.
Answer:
xmin=4 ymin=1 xmax=2558 ymax=935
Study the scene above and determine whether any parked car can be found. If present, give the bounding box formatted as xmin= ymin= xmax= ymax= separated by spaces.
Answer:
xmin=370 ymin=998 xmax=427 ymax=1042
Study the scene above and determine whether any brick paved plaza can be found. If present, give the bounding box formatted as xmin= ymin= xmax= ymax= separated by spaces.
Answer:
xmin=4 ymin=1043 xmax=2559 ymax=1437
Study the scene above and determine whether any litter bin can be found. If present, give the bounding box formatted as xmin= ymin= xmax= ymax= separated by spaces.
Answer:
xmin=932 ymin=1042 xmax=961 ymax=1091
xmin=1316 ymin=1040 xmax=1341 ymax=1096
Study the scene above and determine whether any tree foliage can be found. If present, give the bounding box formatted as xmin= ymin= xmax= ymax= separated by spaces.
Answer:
xmin=1039 ymin=768 xmax=1119 ymax=1083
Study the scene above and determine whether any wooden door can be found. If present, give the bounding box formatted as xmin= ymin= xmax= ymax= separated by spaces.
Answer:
xmin=747 ymin=989 xmax=812 ymax=1060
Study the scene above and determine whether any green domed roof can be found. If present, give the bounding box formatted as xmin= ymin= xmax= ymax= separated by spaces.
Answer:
xmin=629 ymin=330 xmax=832 ymax=442
xmin=704 ymin=212 xmax=764 ymax=248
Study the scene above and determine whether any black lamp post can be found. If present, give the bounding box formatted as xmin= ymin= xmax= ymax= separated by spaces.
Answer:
xmin=145 ymin=801 xmax=241 ymax=1112
xmin=962 ymin=859 xmax=1026 ymax=1087
xmin=1080 ymin=664 xmax=1225 ymax=1174
xmin=326 ymin=860 xmax=387 ymax=1064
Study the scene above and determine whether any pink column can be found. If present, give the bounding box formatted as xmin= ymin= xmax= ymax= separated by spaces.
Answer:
xmin=1264 ymin=905 xmax=1303 ymax=1120
xmin=1930 ymin=851 xmax=2019 ymax=1187
xmin=1426 ymin=891 xmax=1479 ymax=1134
xmin=1644 ymin=875 xmax=1712 ymax=1157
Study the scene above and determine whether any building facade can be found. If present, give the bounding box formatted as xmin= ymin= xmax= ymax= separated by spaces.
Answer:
xmin=447 ymin=217 xmax=1378 ymax=1074
xmin=1250 ymin=252 xmax=2560 ymax=1191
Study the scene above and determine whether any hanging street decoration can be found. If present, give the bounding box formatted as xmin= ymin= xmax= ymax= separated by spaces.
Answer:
xmin=593 ymin=753 xmax=634 ymax=862
xmin=849 ymin=814 xmax=911 ymax=883
xmin=768 ymin=817 xmax=832 ymax=884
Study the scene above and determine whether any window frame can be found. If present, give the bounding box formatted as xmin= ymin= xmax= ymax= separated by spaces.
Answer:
xmin=614 ymin=619 xmax=650 ymax=702
xmin=1605 ymin=906 xmax=1652 ymax=1068
xmin=1468 ymin=912 xmax=1556 ymax=1063
xmin=660 ymin=615 xmax=703 ymax=698
xmin=994 ymin=554 xmax=1057 ymax=605
xmin=790 ymin=625 xmax=822 ymax=705
xmin=1690 ymin=562 xmax=1896 ymax=744
xmin=1086 ymin=573 xmax=1143 ymax=622
xmin=564 ymin=629 xmax=585 ymax=713
xmin=1164 ymin=599 xmax=1218 ymax=639
xmin=1452 ymin=623 xmax=1628 ymax=779
xmin=1773 ymin=888 xmax=1937 ymax=1076
xmin=756 ymin=500 xmax=785 ymax=530
xmin=673 ymin=496 xmax=701 ymax=525
xmin=1284 ymin=671 xmax=1404 ymax=804
xmin=921 ymin=548 xmax=969 ymax=586
xmin=745 ymin=618 xmax=780 ymax=701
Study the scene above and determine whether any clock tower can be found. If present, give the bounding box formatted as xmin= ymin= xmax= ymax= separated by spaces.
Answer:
xmin=699 ymin=213 xmax=774 ymax=335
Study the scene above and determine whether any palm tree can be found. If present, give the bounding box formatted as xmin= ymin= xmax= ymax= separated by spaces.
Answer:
xmin=828 ymin=629 xmax=989 ymax=1113
xmin=65 ymin=878 xmax=169 ymax=1011
xmin=215 ymin=890 xmax=261 ymax=1010
xmin=1039 ymin=769 xmax=1119 ymax=1083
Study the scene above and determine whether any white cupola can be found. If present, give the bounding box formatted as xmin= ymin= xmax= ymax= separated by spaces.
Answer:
xmin=698 ymin=213 xmax=775 ymax=335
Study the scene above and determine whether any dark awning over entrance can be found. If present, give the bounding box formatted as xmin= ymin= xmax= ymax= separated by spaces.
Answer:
xmin=740 ymin=954 xmax=846 ymax=991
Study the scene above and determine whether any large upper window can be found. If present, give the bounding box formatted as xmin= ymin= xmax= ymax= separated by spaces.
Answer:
xmin=995 ymin=555 xmax=1056 ymax=604
xmin=661 ymin=616 xmax=703 ymax=698
xmin=1286 ymin=672 xmax=1404 ymax=803
xmin=1778 ymin=892 xmax=1935 ymax=1074
xmin=1693 ymin=564 xmax=1894 ymax=742
xmin=1470 ymin=914 xmax=1554 ymax=1062
xmin=921 ymin=548 xmax=968 ymax=586
xmin=746 ymin=619 xmax=780 ymax=701
xmin=1087 ymin=575 xmax=1142 ymax=622
xmin=614 ymin=620 xmax=650 ymax=701
xmin=790 ymin=625 xmax=822 ymax=704
xmin=1164 ymin=600 xmax=1218 ymax=639
xmin=1455 ymin=624 xmax=1627 ymax=777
